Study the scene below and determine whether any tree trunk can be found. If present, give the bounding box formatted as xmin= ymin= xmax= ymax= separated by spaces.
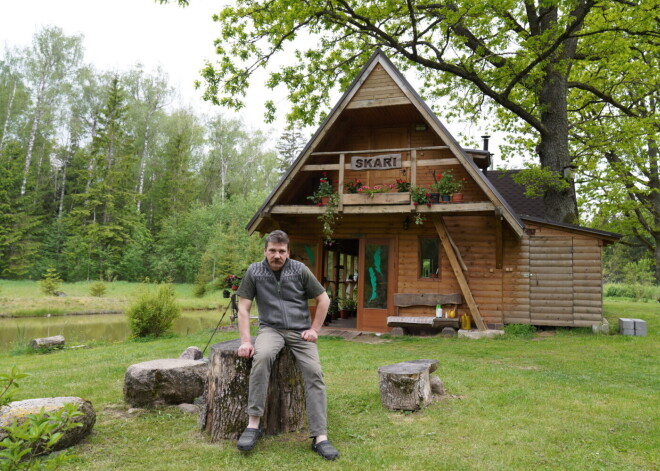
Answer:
xmin=537 ymin=70 xmax=578 ymax=224
xmin=200 ymin=338 xmax=306 ymax=441
xmin=0 ymin=80 xmax=16 ymax=154
xmin=136 ymin=120 xmax=151 ymax=212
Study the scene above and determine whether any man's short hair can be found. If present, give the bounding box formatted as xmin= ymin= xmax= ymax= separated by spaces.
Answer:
xmin=265 ymin=230 xmax=289 ymax=249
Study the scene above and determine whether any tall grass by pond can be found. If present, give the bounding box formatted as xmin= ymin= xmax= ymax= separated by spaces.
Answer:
xmin=1 ymin=300 xmax=657 ymax=471
xmin=0 ymin=280 xmax=229 ymax=317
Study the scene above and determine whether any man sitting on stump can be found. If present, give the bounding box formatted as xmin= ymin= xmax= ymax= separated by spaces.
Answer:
xmin=235 ymin=230 xmax=339 ymax=461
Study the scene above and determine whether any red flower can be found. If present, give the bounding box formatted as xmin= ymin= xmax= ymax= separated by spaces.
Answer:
xmin=413 ymin=202 xmax=418 ymax=206
xmin=426 ymin=203 xmax=432 ymax=207
xmin=333 ymin=179 xmax=338 ymax=183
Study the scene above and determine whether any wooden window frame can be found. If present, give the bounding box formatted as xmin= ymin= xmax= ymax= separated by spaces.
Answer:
xmin=418 ymin=236 xmax=441 ymax=280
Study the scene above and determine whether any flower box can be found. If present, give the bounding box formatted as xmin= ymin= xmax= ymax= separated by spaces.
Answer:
xmin=343 ymin=193 xmax=410 ymax=205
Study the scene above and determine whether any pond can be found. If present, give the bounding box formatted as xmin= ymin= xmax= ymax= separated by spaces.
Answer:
xmin=0 ymin=310 xmax=232 ymax=350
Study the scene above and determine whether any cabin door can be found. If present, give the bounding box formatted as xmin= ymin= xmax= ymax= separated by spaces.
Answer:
xmin=529 ymin=236 xmax=574 ymax=326
xmin=357 ymin=238 xmax=396 ymax=331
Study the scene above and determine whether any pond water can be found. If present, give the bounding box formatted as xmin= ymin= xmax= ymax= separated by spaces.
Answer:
xmin=0 ymin=310 xmax=231 ymax=350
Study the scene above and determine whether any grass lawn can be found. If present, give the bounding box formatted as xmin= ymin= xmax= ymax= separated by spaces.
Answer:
xmin=1 ymin=299 xmax=657 ymax=470
xmin=0 ymin=280 xmax=228 ymax=317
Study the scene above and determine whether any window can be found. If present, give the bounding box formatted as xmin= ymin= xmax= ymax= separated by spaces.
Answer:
xmin=419 ymin=238 xmax=440 ymax=278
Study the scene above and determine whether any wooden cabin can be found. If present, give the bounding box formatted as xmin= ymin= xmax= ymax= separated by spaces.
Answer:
xmin=246 ymin=51 xmax=621 ymax=332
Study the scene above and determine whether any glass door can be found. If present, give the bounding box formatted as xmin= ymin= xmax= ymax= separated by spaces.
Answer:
xmin=358 ymin=238 xmax=395 ymax=331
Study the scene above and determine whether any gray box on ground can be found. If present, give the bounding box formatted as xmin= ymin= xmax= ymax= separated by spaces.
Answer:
xmin=618 ymin=318 xmax=647 ymax=336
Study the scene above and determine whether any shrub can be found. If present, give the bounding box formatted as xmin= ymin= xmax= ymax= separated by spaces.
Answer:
xmin=89 ymin=281 xmax=107 ymax=297
xmin=39 ymin=267 xmax=62 ymax=296
xmin=126 ymin=283 xmax=181 ymax=338
xmin=604 ymin=283 xmax=659 ymax=301
xmin=504 ymin=324 xmax=537 ymax=339
xmin=0 ymin=367 xmax=80 ymax=470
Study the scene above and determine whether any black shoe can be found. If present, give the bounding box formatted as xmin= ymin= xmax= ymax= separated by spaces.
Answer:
xmin=237 ymin=428 xmax=261 ymax=451
xmin=312 ymin=438 xmax=339 ymax=460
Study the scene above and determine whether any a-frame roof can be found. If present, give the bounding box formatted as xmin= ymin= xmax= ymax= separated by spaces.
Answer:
xmin=247 ymin=50 xmax=526 ymax=236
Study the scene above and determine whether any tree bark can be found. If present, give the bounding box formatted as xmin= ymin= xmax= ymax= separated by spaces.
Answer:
xmin=0 ymin=80 xmax=16 ymax=154
xmin=378 ymin=360 xmax=438 ymax=411
xmin=200 ymin=338 xmax=306 ymax=441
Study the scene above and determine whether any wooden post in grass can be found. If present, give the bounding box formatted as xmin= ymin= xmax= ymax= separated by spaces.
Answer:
xmin=199 ymin=338 xmax=306 ymax=441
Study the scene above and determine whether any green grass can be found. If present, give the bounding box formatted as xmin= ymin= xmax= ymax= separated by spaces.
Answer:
xmin=0 ymin=280 xmax=230 ymax=317
xmin=1 ymin=300 xmax=658 ymax=470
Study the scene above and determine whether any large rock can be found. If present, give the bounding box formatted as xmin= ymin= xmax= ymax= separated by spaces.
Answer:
xmin=0 ymin=397 xmax=95 ymax=451
xmin=123 ymin=359 xmax=208 ymax=407
xmin=179 ymin=346 xmax=203 ymax=360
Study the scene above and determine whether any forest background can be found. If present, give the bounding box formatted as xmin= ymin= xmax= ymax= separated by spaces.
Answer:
xmin=0 ymin=24 xmax=656 ymax=292
xmin=0 ymin=26 xmax=308 ymax=288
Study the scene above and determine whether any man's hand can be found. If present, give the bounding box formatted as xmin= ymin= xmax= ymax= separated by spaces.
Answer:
xmin=301 ymin=328 xmax=319 ymax=342
xmin=238 ymin=342 xmax=255 ymax=358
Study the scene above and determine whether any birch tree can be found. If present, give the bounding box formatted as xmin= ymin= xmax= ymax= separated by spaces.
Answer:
xmin=20 ymin=26 xmax=83 ymax=196
xmin=125 ymin=65 xmax=172 ymax=212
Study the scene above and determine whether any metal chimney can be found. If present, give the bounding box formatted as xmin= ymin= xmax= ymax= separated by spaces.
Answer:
xmin=481 ymin=135 xmax=490 ymax=151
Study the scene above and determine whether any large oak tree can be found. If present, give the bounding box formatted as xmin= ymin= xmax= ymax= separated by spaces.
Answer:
xmin=165 ymin=0 xmax=658 ymax=224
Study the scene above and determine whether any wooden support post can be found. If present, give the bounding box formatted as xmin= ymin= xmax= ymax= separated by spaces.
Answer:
xmin=338 ymin=153 xmax=345 ymax=213
xmin=410 ymin=149 xmax=417 ymax=210
xmin=495 ymin=209 xmax=503 ymax=269
xmin=433 ymin=216 xmax=486 ymax=331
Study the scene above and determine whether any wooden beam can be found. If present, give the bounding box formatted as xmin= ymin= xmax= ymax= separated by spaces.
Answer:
xmin=310 ymin=145 xmax=449 ymax=156
xmin=269 ymin=202 xmax=496 ymax=215
xmin=302 ymin=158 xmax=459 ymax=172
xmin=338 ymin=153 xmax=345 ymax=213
xmin=433 ymin=216 xmax=486 ymax=331
xmin=495 ymin=209 xmax=503 ymax=269
xmin=346 ymin=96 xmax=411 ymax=109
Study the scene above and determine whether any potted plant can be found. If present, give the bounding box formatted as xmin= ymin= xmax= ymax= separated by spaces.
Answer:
xmin=356 ymin=183 xmax=395 ymax=198
xmin=328 ymin=295 xmax=340 ymax=320
xmin=451 ymin=177 xmax=466 ymax=202
xmin=432 ymin=170 xmax=460 ymax=201
xmin=344 ymin=178 xmax=363 ymax=194
xmin=410 ymin=186 xmax=431 ymax=225
xmin=308 ymin=172 xmax=335 ymax=205
xmin=342 ymin=297 xmax=357 ymax=317
xmin=395 ymin=178 xmax=411 ymax=192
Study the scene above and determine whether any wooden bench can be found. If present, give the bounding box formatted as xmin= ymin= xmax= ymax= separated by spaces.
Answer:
xmin=388 ymin=293 xmax=462 ymax=333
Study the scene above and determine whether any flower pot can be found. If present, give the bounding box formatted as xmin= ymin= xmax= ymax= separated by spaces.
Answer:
xmin=441 ymin=194 xmax=451 ymax=202
xmin=451 ymin=192 xmax=464 ymax=202
xmin=339 ymin=309 xmax=348 ymax=319
xmin=429 ymin=193 xmax=440 ymax=204
xmin=320 ymin=196 xmax=330 ymax=205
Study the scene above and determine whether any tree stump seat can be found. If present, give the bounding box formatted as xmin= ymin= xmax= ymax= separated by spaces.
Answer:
xmin=378 ymin=359 xmax=439 ymax=411
xmin=199 ymin=338 xmax=306 ymax=441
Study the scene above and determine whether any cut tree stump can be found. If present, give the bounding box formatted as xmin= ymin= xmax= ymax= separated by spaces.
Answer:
xmin=199 ymin=338 xmax=306 ymax=441
xmin=378 ymin=359 xmax=439 ymax=411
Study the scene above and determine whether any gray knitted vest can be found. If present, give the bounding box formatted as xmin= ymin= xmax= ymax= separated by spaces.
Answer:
xmin=247 ymin=258 xmax=311 ymax=330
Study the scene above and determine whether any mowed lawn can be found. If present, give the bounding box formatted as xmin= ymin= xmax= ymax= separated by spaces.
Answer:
xmin=0 ymin=300 xmax=657 ymax=471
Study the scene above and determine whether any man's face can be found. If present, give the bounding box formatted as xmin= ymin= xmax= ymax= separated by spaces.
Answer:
xmin=265 ymin=242 xmax=289 ymax=271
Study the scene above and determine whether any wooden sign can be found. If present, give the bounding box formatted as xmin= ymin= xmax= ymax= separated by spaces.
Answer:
xmin=351 ymin=154 xmax=402 ymax=170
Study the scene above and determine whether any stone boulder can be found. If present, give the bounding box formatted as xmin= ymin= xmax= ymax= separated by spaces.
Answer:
xmin=0 ymin=397 xmax=95 ymax=451
xmin=179 ymin=346 xmax=203 ymax=360
xmin=123 ymin=359 xmax=208 ymax=407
